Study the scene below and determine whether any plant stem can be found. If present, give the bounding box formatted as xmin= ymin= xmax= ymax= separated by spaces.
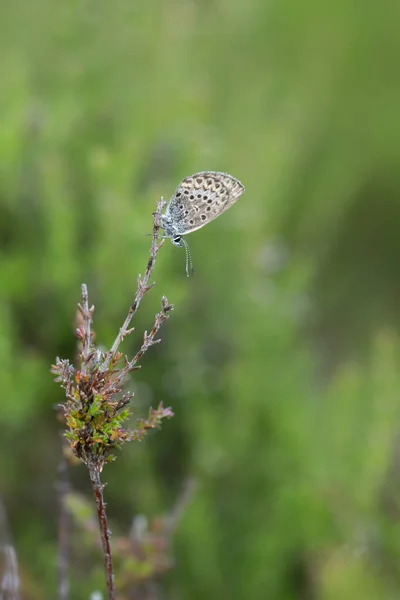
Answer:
xmin=89 ymin=468 xmax=116 ymax=600
xmin=79 ymin=283 xmax=93 ymax=376
xmin=101 ymin=197 xmax=166 ymax=373
xmin=57 ymin=449 xmax=70 ymax=600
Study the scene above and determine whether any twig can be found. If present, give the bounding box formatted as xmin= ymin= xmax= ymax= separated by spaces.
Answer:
xmin=101 ymin=198 xmax=166 ymax=373
xmin=77 ymin=284 xmax=94 ymax=377
xmin=57 ymin=446 xmax=70 ymax=600
xmin=114 ymin=296 xmax=173 ymax=387
xmin=164 ymin=477 xmax=197 ymax=535
xmin=0 ymin=498 xmax=21 ymax=600
xmin=89 ymin=469 xmax=115 ymax=600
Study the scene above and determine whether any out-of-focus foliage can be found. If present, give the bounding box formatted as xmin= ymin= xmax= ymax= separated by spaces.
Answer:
xmin=1 ymin=0 xmax=400 ymax=598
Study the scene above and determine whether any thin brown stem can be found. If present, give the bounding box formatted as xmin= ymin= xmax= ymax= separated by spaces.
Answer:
xmin=57 ymin=447 xmax=70 ymax=600
xmin=101 ymin=198 xmax=166 ymax=373
xmin=78 ymin=283 xmax=93 ymax=376
xmin=0 ymin=499 xmax=21 ymax=600
xmin=114 ymin=296 xmax=172 ymax=386
xmin=89 ymin=468 xmax=116 ymax=600
xmin=164 ymin=477 xmax=197 ymax=535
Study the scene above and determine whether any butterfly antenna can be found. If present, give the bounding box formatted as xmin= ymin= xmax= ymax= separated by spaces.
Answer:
xmin=180 ymin=238 xmax=195 ymax=277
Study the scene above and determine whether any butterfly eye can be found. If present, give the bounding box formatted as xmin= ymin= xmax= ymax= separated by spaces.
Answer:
xmin=190 ymin=195 xmax=194 ymax=200
xmin=179 ymin=205 xmax=184 ymax=209
xmin=207 ymin=206 xmax=211 ymax=211
xmin=201 ymin=214 xmax=207 ymax=220
xmin=176 ymin=192 xmax=181 ymax=197
xmin=203 ymin=195 xmax=208 ymax=200
xmin=207 ymin=199 xmax=212 ymax=204
xmin=184 ymin=190 xmax=189 ymax=195
xmin=189 ymin=219 xmax=194 ymax=225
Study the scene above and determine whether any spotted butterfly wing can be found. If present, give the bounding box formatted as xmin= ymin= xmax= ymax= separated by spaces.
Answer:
xmin=163 ymin=171 xmax=245 ymax=237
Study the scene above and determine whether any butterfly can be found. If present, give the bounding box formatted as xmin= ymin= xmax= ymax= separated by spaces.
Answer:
xmin=160 ymin=171 xmax=245 ymax=275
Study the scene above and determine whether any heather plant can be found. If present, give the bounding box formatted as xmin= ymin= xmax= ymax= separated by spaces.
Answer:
xmin=52 ymin=200 xmax=174 ymax=600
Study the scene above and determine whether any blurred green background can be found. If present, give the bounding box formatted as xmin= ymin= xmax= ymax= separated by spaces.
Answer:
xmin=1 ymin=0 xmax=400 ymax=598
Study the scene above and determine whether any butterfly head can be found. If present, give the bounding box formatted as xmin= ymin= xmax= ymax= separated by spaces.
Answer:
xmin=171 ymin=235 xmax=184 ymax=248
